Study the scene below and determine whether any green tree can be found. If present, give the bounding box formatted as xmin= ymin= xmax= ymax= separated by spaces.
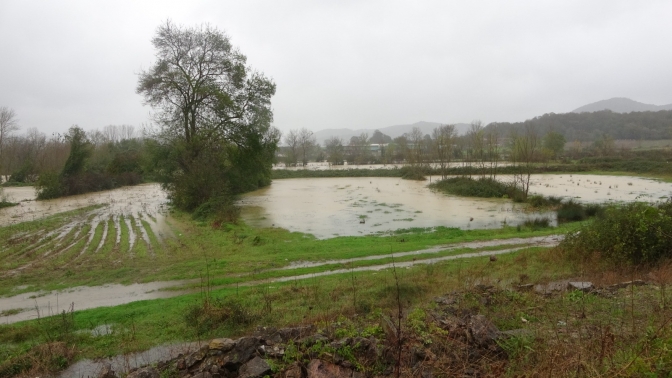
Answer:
xmin=543 ymin=131 xmax=566 ymax=159
xmin=61 ymin=126 xmax=92 ymax=177
xmin=324 ymin=136 xmax=344 ymax=165
xmin=137 ymin=21 xmax=278 ymax=212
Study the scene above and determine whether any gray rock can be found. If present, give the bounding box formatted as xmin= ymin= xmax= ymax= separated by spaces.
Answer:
xmin=239 ymin=356 xmax=272 ymax=378
xmin=209 ymin=338 xmax=236 ymax=352
xmin=191 ymin=372 xmax=213 ymax=378
xmin=222 ymin=337 xmax=261 ymax=369
xmin=467 ymin=315 xmax=499 ymax=346
xmin=126 ymin=367 xmax=160 ymax=378
xmin=568 ymin=282 xmax=593 ymax=292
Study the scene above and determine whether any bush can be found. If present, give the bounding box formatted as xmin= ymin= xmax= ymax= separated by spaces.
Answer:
xmin=556 ymin=200 xmax=586 ymax=222
xmin=400 ymin=166 xmax=427 ymax=181
xmin=561 ymin=201 xmax=672 ymax=265
xmin=523 ymin=217 xmax=551 ymax=230
xmin=429 ymin=176 xmax=524 ymax=199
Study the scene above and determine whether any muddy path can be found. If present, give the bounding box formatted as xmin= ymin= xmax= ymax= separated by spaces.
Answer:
xmin=0 ymin=234 xmax=562 ymax=325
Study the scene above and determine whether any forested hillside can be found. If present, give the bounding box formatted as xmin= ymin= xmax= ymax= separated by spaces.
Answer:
xmin=488 ymin=110 xmax=672 ymax=141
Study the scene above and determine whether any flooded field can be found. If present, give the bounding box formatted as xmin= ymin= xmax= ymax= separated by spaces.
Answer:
xmin=0 ymin=184 xmax=172 ymax=277
xmin=239 ymin=175 xmax=672 ymax=238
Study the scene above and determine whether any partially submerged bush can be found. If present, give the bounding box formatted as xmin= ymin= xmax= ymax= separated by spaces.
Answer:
xmin=556 ymin=200 xmax=586 ymax=222
xmin=430 ymin=177 xmax=523 ymax=198
xmin=523 ymin=217 xmax=551 ymax=230
xmin=400 ymin=166 xmax=427 ymax=181
xmin=561 ymin=201 xmax=672 ymax=265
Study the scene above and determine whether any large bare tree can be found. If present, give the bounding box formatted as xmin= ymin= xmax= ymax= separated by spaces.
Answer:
xmin=0 ymin=107 xmax=20 ymax=180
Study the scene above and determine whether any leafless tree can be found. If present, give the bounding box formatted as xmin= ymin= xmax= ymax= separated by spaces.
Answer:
xmin=283 ymin=129 xmax=299 ymax=166
xmin=407 ymin=126 xmax=425 ymax=166
xmin=432 ymin=124 xmax=455 ymax=179
xmin=0 ymin=107 xmax=20 ymax=180
xmin=297 ymin=128 xmax=316 ymax=166
xmin=510 ymin=122 xmax=538 ymax=199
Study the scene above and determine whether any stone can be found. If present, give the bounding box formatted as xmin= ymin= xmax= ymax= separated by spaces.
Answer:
xmin=568 ymin=282 xmax=593 ymax=292
xmin=222 ymin=337 xmax=261 ymax=369
xmin=209 ymin=338 xmax=236 ymax=352
xmin=307 ymin=359 xmax=354 ymax=378
xmin=467 ymin=315 xmax=499 ymax=346
xmin=185 ymin=345 xmax=210 ymax=369
xmin=97 ymin=363 xmax=117 ymax=378
xmin=126 ymin=367 xmax=160 ymax=378
xmin=192 ymin=372 xmax=213 ymax=378
xmin=284 ymin=362 xmax=303 ymax=378
xmin=239 ymin=356 xmax=272 ymax=378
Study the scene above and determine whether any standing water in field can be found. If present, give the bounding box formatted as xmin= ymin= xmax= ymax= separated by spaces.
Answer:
xmin=238 ymin=175 xmax=672 ymax=239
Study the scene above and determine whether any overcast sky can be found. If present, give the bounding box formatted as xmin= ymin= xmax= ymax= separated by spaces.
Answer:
xmin=1 ymin=0 xmax=671 ymax=136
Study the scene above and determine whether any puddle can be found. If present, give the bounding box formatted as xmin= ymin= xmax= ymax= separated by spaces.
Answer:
xmin=59 ymin=342 xmax=201 ymax=378
xmin=240 ymin=235 xmax=562 ymax=287
xmin=283 ymin=235 xmax=563 ymax=269
xmin=0 ymin=280 xmax=195 ymax=324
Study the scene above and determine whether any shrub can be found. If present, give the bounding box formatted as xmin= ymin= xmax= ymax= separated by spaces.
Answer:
xmin=561 ymin=201 xmax=672 ymax=265
xmin=523 ymin=217 xmax=551 ymax=230
xmin=556 ymin=200 xmax=586 ymax=222
xmin=429 ymin=177 xmax=523 ymax=198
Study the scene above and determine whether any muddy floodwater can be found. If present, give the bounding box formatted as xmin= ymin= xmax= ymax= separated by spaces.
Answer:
xmin=239 ymin=175 xmax=672 ymax=239
xmin=0 ymin=280 xmax=194 ymax=324
xmin=239 ymin=177 xmax=552 ymax=239
xmin=0 ymin=183 xmax=169 ymax=228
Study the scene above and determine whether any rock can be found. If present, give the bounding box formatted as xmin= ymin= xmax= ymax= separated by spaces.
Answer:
xmin=307 ymin=359 xmax=354 ymax=378
xmin=284 ymin=362 xmax=303 ymax=378
xmin=186 ymin=346 xmax=209 ymax=369
xmin=259 ymin=344 xmax=285 ymax=358
xmin=97 ymin=363 xmax=117 ymax=378
xmin=126 ymin=367 xmax=160 ymax=378
xmin=489 ymin=255 xmax=497 ymax=262
xmin=568 ymin=282 xmax=593 ymax=292
xmin=239 ymin=356 xmax=272 ymax=378
xmin=467 ymin=315 xmax=499 ymax=346
xmin=222 ymin=337 xmax=261 ymax=369
xmin=209 ymin=338 xmax=236 ymax=352
xmin=191 ymin=372 xmax=213 ymax=378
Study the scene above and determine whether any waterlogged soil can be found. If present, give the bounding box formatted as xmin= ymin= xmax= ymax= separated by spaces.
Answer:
xmin=0 ymin=280 xmax=195 ymax=324
xmin=282 ymin=234 xmax=564 ymax=269
xmin=243 ymin=236 xmax=562 ymax=287
xmin=506 ymin=173 xmax=672 ymax=203
xmin=0 ymin=183 xmax=169 ymax=230
xmin=0 ymin=184 xmax=173 ymax=277
xmin=239 ymin=175 xmax=672 ymax=238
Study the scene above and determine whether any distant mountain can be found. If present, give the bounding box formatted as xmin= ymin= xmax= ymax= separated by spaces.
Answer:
xmin=572 ymin=98 xmax=672 ymax=114
xmin=313 ymin=121 xmax=471 ymax=146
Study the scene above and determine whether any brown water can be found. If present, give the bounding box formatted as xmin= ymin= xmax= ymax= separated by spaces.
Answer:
xmin=0 ymin=183 xmax=169 ymax=229
xmin=238 ymin=175 xmax=672 ymax=239
xmin=0 ymin=280 xmax=196 ymax=324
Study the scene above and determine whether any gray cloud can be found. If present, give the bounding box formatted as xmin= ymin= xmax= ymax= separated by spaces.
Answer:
xmin=1 ymin=0 xmax=671 ymax=136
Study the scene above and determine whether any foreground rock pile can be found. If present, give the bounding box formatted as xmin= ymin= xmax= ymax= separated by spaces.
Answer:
xmin=99 ymin=294 xmax=512 ymax=378
xmin=99 ymin=279 xmax=652 ymax=378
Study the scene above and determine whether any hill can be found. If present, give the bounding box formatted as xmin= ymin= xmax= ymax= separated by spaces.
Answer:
xmin=572 ymin=97 xmax=672 ymax=114
xmin=313 ymin=121 xmax=470 ymax=145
